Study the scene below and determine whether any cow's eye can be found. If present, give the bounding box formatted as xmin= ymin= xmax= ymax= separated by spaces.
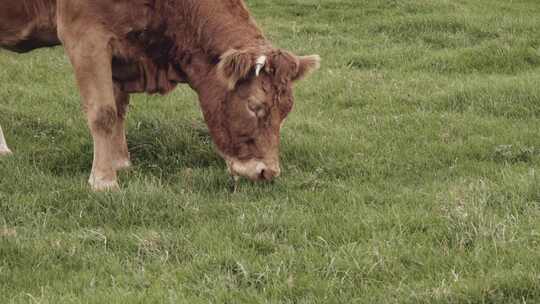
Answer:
xmin=247 ymin=101 xmax=266 ymax=118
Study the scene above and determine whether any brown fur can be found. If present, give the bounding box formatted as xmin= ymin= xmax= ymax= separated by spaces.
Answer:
xmin=1 ymin=0 xmax=320 ymax=188
xmin=217 ymin=48 xmax=261 ymax=90
xmin=93 ymin=106 xmax=117 ymax=135
xmin=0 ymin=0 xmax=58 ymax=52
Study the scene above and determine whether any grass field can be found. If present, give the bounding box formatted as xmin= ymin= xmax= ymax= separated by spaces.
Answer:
xmin=2 ymin=0 xmax=540 ymax=302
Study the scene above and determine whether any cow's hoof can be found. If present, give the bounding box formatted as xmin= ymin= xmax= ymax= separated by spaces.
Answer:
xmin=113 ymin=159 xmax=132 ymax=171
xmin=0 ymin=148 xmax=12 ymax=156
xmin=89 ymin=177 xmax=119 ymax=192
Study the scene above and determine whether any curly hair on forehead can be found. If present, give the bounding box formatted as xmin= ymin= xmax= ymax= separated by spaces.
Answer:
xmin=216 ymin=48 xmax=259 ymax=90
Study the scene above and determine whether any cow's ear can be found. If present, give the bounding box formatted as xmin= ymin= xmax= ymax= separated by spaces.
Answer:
xmin=293 ymin=55 xmax=321 ymax=82
xmin=217 ymin=49 xmax=256 ymax=90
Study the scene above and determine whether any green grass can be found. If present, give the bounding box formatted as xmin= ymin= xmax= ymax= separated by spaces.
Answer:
xmin=2 ymin=0 xmax=540 ymax=302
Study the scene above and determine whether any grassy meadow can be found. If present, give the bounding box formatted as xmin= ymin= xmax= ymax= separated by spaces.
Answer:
xmin=2 ymin=0 xmax=540 ymax=302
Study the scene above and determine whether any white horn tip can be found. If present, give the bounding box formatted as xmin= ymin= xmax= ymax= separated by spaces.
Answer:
xmin=255 ymin=55 xmax=267 ymax=76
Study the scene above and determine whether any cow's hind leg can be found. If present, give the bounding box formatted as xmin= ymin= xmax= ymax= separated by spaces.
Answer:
xmin=0 ymin=125 xmax=12 ymax=156
xmin=62 ymin=29 xmax=119 ymax=191
xmin=112 ymin=86 xmax=131 ymax=171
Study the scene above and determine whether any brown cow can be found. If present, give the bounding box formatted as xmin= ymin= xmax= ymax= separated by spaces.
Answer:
xmin=0 ymin=0 xmax=320 ymax=191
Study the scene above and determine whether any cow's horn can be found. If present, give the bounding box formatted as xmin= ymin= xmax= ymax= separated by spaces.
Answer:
xmin=255 ymin=55 xmax=267 ymax=76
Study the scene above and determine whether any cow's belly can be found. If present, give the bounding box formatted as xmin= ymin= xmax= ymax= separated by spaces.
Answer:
xmin=1 ymin=28 xmax=60 ymax=53
xmin=0 ymin=19 xmax=59 ymax=53
xmin=0 ymin=1 xmax=59 ymax=53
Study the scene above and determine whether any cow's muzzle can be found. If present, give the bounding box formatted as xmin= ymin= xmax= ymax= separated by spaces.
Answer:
xmin=226 ymin=158 xmax=281 ymax=182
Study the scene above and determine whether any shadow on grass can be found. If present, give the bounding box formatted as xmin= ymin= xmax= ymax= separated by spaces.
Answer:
xmin=9 ymin=114 xmax=223 ymax=182
xmin=7 ymin=113 xmax=336 ymax=194
xmin=126 ymin=119 xmax=222 ymax=175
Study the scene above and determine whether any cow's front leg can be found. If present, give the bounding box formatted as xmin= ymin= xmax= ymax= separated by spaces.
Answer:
xmin=0 ymin=125 xmax=12 ymax=156
xmin=63 ymin=31 xmax=119 ymax=191
xmin=112 ymin=86 xmax=131 ymax=170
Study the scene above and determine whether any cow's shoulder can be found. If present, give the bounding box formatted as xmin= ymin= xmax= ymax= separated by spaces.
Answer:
xmin=58 ymin=0 xmax=153 ymax=38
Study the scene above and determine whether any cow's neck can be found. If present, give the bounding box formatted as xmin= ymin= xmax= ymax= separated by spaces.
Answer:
xmin=168 ymin=0 xmax=271 ymax=85
xmin=175 ymin=49 xmax=238 ymax=156
xmin=175 ymin=0 xmax=268 ymax=56
xmin=167 ymin=0 xmax=272 ymax=157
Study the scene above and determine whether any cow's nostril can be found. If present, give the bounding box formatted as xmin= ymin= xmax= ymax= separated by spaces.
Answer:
xmin=260 ymin=169 xmax=278 ymax=181
xmin=260 ymin=169 xmax=268 ymax=181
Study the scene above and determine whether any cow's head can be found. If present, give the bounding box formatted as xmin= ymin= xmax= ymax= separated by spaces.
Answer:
xmin=193 ymin=48 xmax=319 ymax=182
